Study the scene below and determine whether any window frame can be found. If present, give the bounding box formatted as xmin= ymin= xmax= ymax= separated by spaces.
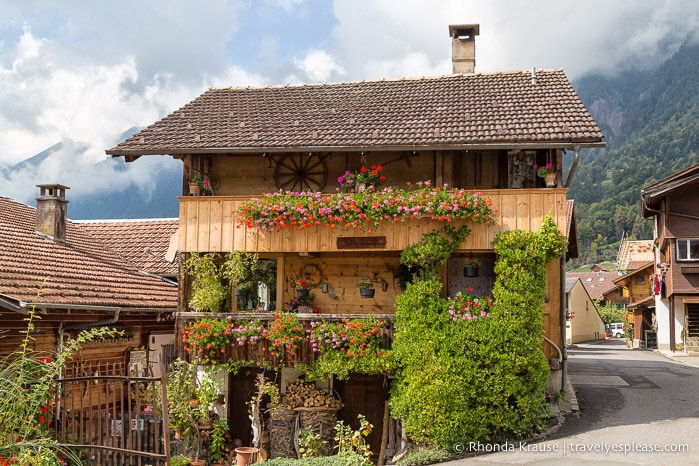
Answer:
xmin=676 ymin=239 xmax=699 ymax=262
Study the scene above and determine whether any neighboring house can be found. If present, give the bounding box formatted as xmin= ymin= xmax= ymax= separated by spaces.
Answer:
xmin=106 ymin=24 xmax=604 ymax=454
xmin=567 ymin=271 xmax=622 ymax=304
xmin=565 ymin=278 xmax=605 ymax=344
xmin=0 ymin=185 xmax=179 ymax=371
xmin=616 ymin=237 xmax=654 ymax=273
xmin=612 ymin=262 xmax=655 ymax=347
xmin=641 ymin=163 xmax=699 ymax=352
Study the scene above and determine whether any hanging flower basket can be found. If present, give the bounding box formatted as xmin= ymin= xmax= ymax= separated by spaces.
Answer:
xmin=360 ymin=288 xmax=376 ymax=298
xmin=296 ymin=288 xmax=310 ymax=298
xmin=463 ymin=267 xmax=479 ymax=278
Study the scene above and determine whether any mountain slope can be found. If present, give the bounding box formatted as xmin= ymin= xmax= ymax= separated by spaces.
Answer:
xmin=569 ymin=41 xmax=699 ymax=266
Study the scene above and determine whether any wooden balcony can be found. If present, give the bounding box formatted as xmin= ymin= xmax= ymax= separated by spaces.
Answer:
xmin=177 ymin=188 xmax=568 ymax=253
xmin=180 ymin=312 xmax=394 ymax=368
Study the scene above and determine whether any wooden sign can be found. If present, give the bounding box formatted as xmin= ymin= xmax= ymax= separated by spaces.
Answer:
xmin=337 ymin=236 xmax=387 ymax=249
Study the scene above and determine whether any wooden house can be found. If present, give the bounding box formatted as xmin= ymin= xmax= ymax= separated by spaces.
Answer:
xmin=0 ymin=186 xmax=179 ymax=462
xmin=0 ymin=185 xmax=178 ymax=364
xmin=107 ymin=24 xmax=604 ymax=456
xmin=642 ymin=163 xmax=699 ymax=352
xmin=565 ymin=278 xmax=605 ymax=345
xmin=611 ymin=262 xmax=655 ymax=347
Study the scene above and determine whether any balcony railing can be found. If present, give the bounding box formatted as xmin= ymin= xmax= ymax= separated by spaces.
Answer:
xmin=180 ymin=312 xmax=394 ymax=368
xmin=177 ymin=188 xmax=568 ymax=253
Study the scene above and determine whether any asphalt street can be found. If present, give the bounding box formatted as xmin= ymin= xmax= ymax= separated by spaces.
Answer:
xmin=440 ymin=339 xmax=699 ymax=465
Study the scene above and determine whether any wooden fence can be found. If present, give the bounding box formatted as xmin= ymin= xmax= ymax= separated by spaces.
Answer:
xmin=55 ymin=361 xmax=170 ymax=466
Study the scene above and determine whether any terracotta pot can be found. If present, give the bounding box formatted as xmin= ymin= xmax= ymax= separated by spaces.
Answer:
xmin=189 ymin=183 xmax=200 ymax=196
xmin=174 ymin=428 xmax=183 ymax=440
xmin=235 ymin=447 xmax=260 ymax=466
xmin=545 ymin=172 xmax=556 ymax=187
xmin=190 ymin=460 xmax=206 ymax=466
xmin=359 ymin=288 xmax=375 ymax=298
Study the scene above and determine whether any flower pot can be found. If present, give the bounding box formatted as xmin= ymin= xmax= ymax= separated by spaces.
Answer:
xmin=189 ymin=183 xmax=201 ymax=196
xmin=190 ymin=460 xmax=206 ymax=466
xmin=360 ymin=288 xmax=375 ymax=298
xmin=174 ymin=428 xmax=183 ymax=440
xmin=463 ymin=267 xmax=479 ymax=278
xmin=545 ymin=172 xmax=556 ymax=187
xmin=235 ymin=288 xmax=249 ymax=299
xmin=235 ymin=447 xmax=260 ymax=466
xmin=296 ymin=288 xmax=310 ymax=298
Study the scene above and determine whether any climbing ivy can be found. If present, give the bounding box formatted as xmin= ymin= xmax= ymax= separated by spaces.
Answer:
xmin=390 ymin=215 xmax=566 ymax=448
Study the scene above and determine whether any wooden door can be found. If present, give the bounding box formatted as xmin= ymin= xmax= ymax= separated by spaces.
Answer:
xmin=335 ymin=374 xmax=390 ymax=461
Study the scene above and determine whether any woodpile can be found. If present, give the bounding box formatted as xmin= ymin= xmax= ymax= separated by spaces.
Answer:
xmin=269 ymin=408 xmax=297 ymax=459
xmin=282 ymin=380 xmax=342 ymax=409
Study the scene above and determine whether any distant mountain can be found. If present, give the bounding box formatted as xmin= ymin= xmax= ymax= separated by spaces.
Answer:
xmin=67 ymin=161 xmax=181 ymax=220
xmin=2 ymin=129 xmax=181 ymax=220
xmin=568 ymin=41 xmax=699 ymax=266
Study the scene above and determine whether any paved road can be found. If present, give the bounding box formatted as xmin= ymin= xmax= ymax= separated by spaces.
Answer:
xmin=441 ymin=339 xmax=699 ymax=465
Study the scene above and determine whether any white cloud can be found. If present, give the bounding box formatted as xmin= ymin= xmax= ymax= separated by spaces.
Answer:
xmin=294 ymin=48 xmax=346 ymax=82
xmin=0 ymin=0 xmax=697 ymax=206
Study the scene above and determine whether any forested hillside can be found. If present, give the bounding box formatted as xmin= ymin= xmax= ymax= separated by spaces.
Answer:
xmin=568 ymin=41 xmax=699 ymax=267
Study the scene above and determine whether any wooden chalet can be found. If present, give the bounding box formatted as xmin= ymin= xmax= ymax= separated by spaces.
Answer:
xmin=107 ymin=24 xmax=605 ymax=457
xmin=642 ymin=163 xmax=699 ymax=352
xmin=0 ymin=187 xmax=178 ymax=463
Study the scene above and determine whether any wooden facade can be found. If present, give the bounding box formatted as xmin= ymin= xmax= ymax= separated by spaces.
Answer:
xmin=642 ymin=164 xmax=699 ymax=350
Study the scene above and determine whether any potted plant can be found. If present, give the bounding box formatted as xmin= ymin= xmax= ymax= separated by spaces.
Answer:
xmin=533 ymin=162 xmax=556 ymax=187
xmin=223 ymin=251 xmax=259 ymax=306
xmin=189 ymin=175 xmax=202 ymax=196
xmin=462 ymin=257 xmax=481 ymax=277
xmin=337 ymin=164 xmax=386 ymax=192
xmin=190 ymin=174 xmax=213 ymax=195
xmin=165 ymin=359 xmax=215 ymax=464
xmin=294 ymin=276 xmax=314 ymax=298
xmin=208 ymin=417 xmax=229 ymax=466
xmin=357 ymin=275 xmax=376 ymax=298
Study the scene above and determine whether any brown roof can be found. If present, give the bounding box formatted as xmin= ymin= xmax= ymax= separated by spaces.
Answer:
xmin=566 ymin=271 xmax=622 ymax=301
xmin=642 ymin=163 xmax=699 ymax=215
xmin=76 ymin=219 xmax=179 ymax=277
xmin=107 ymin=70 xmax=604 ymax=157
xmin=0 ymin=197 xmax=177 ymax=311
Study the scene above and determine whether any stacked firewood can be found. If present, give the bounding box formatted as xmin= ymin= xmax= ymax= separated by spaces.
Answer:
xmin=282 ymin=379 xmax=342 ymax=409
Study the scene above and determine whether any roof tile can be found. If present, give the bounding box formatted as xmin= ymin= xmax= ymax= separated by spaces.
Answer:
xmin=108 ymin=70 xmax=604 ymax=156
xmin=0 ymin=198 xmax=177 ymax=310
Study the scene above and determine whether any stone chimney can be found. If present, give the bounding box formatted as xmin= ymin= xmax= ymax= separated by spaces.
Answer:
xmin=35 ymin=184 xmax=69 ymax=244
xmin=449 ymin=24 xmax=480 ymax=74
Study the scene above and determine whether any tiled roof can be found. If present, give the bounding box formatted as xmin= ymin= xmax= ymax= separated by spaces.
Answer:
xmin=76 ymin=219 xmax=179 ymax=277
xmin=566 ymin=271 xmax=622 ymax=301
xmin=565 ymin=277 xmax=579 ymax=294
xmin=0 ymin=197 xmax=177 ymax=311
xmin=107 ymin=70 xmax=604 ymax=156
xmin=642 ymin=163 xmax=699 ymax=214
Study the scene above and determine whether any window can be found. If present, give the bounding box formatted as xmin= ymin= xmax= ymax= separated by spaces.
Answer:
xmin=677 ymin=239 xmax=699 ymax=261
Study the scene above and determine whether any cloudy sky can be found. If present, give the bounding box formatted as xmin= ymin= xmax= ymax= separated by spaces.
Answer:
xmin=1 ymin=0 xmax=697 ymax=204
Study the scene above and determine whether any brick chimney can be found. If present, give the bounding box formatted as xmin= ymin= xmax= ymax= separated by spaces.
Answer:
xmin=35 ymin=184 xmax=69 ymax=244
xmin=449 ymin=24 xmax=480 ymax=74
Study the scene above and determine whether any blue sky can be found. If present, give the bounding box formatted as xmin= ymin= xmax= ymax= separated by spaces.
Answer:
xmin=0 ymin=0 xmax=697 ymax=203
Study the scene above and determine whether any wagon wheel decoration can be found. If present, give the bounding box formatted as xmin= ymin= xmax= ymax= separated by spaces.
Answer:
xmin=274 ymin=155 xmax=328 ymax=191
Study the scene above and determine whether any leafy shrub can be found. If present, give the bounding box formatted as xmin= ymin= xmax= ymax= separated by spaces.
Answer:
xmin=391 ymin=215 xmax=566 ymax=448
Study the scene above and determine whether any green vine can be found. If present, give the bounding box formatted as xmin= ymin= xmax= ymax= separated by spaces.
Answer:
xmin=184 ymin=252 xmax=228 ymax=312
xmin=391 ymin=215 xmax=566 ymax=448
